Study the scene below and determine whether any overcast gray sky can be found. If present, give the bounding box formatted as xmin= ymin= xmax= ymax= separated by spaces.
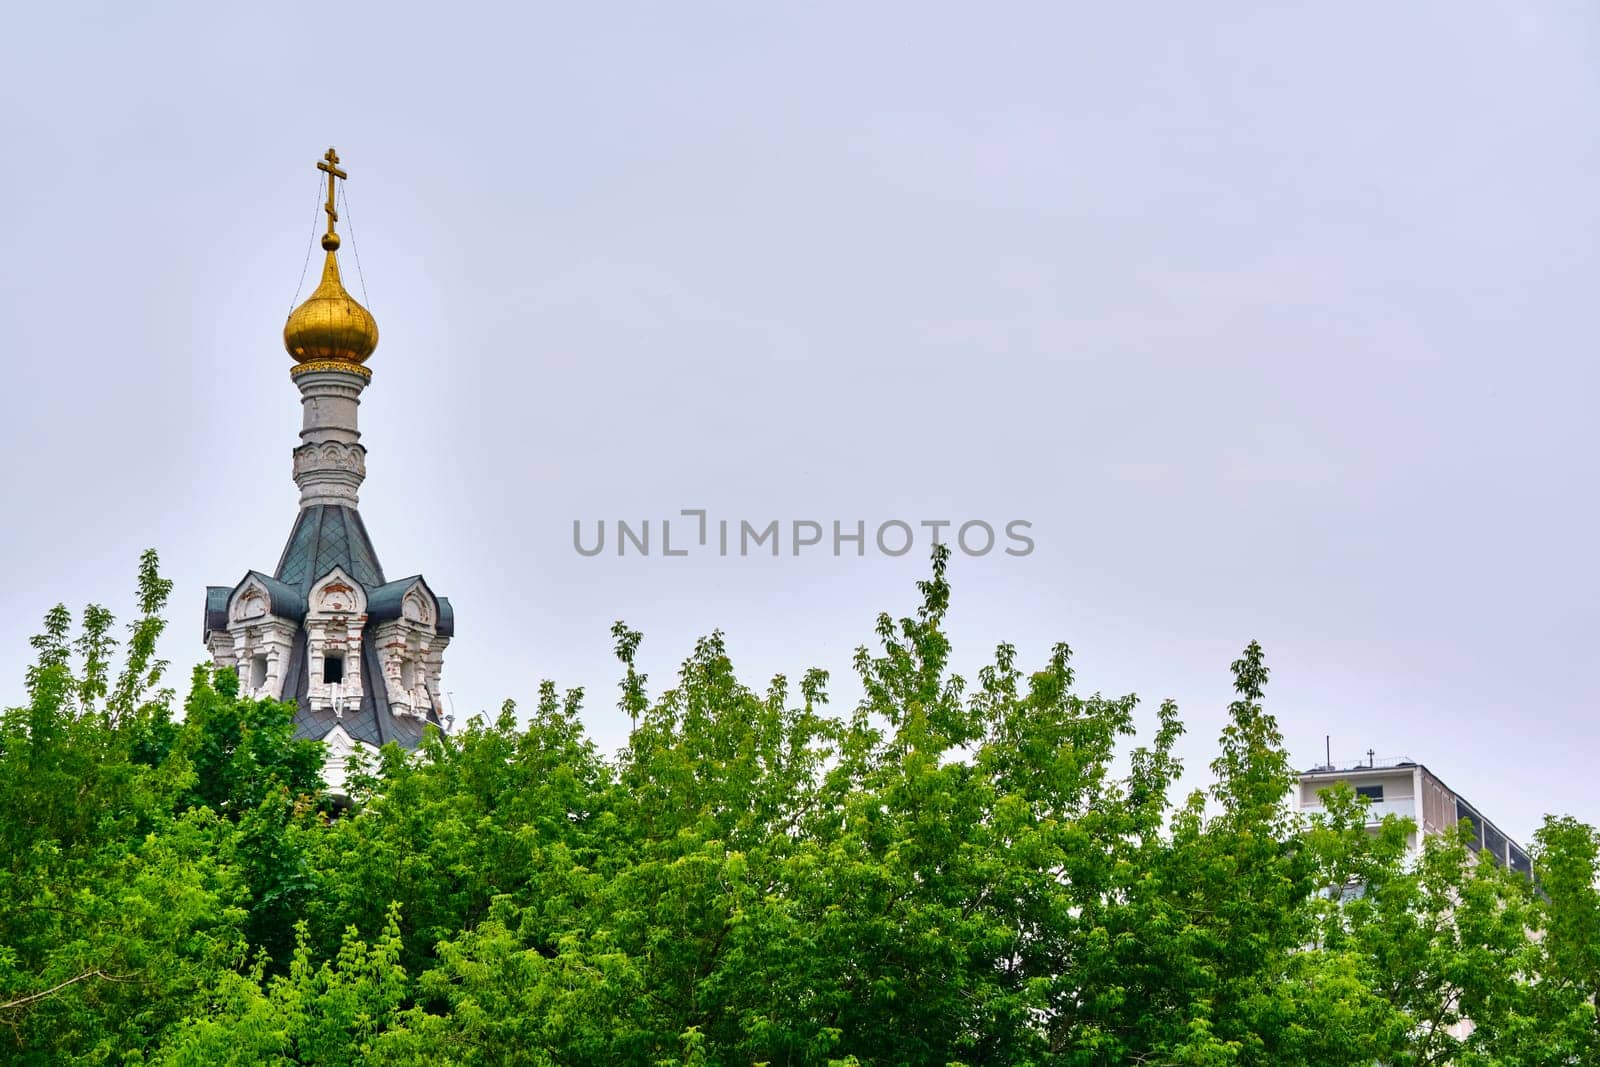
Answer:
xmin=1 ymin=2 xmax=1595 ymax=844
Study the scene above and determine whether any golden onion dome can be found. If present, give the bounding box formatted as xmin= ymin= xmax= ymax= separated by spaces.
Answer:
xmin=284 ymin=246 xmax=378 ymax=369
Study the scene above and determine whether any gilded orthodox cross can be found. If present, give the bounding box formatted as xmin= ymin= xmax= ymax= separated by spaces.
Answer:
xmin=317 ymin=147 xmax=347 ymax=250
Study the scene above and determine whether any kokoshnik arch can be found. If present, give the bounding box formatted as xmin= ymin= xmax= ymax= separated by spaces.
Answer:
xmin=203 ymin=149 xmax=454 ymax=786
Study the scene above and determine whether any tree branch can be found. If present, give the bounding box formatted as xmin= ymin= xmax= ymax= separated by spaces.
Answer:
xmin=0 ymin=970 xmax=132 ymax=1013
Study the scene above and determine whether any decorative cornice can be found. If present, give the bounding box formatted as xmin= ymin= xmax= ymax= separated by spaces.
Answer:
xmin=294 ymin=440 xmax=367 ymax=478
xmin=291 ymin=360 xmax=372 ymax=380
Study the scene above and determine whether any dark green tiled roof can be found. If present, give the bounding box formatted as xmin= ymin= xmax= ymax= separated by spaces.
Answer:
xmin=366 ymin=578 xmax=454 ymax=637
xmin=204 ymin=586 xmax=230 ymax=641
xmin=202 ymin=573 xmax=309 ymax=640
xmin=366 ymin=576 xmax=426 ymax=621
xmin=251 ymin=571 xmax=310 ymax=619
xmin=274 ymin=505 xmax=384 ymax=592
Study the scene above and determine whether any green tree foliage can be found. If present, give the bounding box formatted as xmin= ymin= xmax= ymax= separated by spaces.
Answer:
xmin=0 ymin=552 xmax=246 ymax=1063
xmin=0 ymin=546 xmax=1595 ymax=1064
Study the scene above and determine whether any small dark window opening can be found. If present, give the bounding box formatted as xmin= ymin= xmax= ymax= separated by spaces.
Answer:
xmin=324 ymin=654 xmax=345 ymax=685
xmin=1355 ymin=785 xmax=1384 ymax=801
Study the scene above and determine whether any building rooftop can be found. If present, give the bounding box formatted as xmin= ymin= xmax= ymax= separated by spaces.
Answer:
xmin=1297 ymin=757 xmax=1530 ymax=875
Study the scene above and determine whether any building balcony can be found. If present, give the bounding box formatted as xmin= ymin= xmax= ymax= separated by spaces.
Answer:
xmin=1299 ymin=796 xmax=1416 ymax=823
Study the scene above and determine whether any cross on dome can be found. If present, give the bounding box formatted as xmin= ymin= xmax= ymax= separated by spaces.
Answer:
xmin=317 ymin=147 xmax=347 ymax=251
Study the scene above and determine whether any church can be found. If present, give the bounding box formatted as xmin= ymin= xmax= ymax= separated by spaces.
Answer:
xmin=203 ymin=150 xmax=453 ymax=784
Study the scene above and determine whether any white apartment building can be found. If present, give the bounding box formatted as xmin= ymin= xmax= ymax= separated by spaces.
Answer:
xmin=1295 ymin=756 xmax=1531 ymax=875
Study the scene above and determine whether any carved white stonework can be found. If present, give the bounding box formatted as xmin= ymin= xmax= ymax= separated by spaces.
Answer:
xmin=372 ymin=579 xmax=448 ymax=722
xmin=293 ymin=368 xmax=370 ymax=507
xmin=315 ymin=578 xmax=360 ymax=614
xmin=293 ymin=441 xmax=366 ymax=488
xmin=402 ymin=588 xmax=431 ymax=624
xmin=232 ymin=585 xmax=268 ymax=622
xmin=421 ymin=642 xmax=447 ymax=718
xmin=216 ymin=575 xmax=299 ymax=700
xmin=305 ymin=568 xmax=369 ymax=715
xmin=319 ymin=725 xmax=379 ymax=797
xmin=223 ymin=620 xmax=297 ymax=701
xmin=206 ymin=630 xmax=238 ymax=672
